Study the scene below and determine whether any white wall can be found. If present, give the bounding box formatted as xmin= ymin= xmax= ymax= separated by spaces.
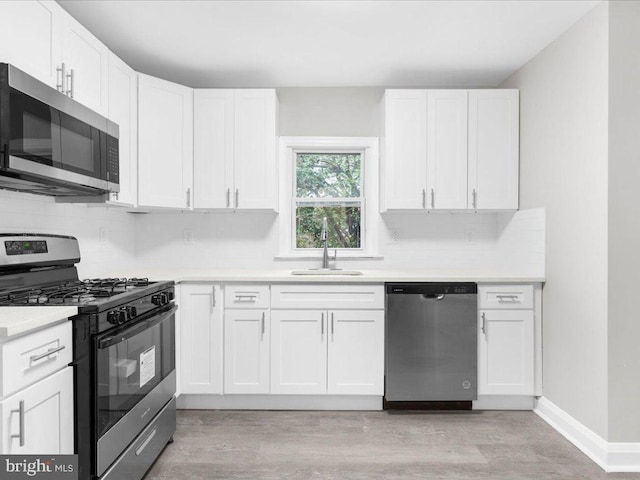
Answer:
xmin=608 ymin=0 xmax=640 ymax=443
xmin=501 ymin=4 xmax=609 ymax=438
xmin=0 ymin=190 xmax=136 ymax=278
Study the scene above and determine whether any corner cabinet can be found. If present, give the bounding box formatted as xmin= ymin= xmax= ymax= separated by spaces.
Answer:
xmin=107 ymin=51 xmax=138 ymax=207
xmin=193 ymin=89 xmax=278 ymax=211
xmin=477 ymin=284 xmax=540 ymax=396
xmin=138 ymin=74 xmax=194 ymax=209
xmin=179 ymin=284 xmax=223 ymax=394
xmin=381 ymin=88 xmax=519 ymax=212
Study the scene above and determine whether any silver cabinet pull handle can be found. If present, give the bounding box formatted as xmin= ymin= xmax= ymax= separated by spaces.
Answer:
xmin=135 ymin=427 xmax=157 ymax=456
xmin=66 ymin=68 xmax=74 ymax=98
xmin=431 ymin=189 xmax=435 ymax=209
xmin=496 ymin=294 xmax=519 ymax=300
xmin=211 ymin=286 xmax=216 ymax=311
xmin=331 ymin=312 xmax=334 ymax=335
xmin=472 ymin=189 xmax=477 ymax=209
xmin=11 ymin=400 xmax=25 ymax=447
xmin=56 ymin=63 xmax=66 ymax=92
xmin=321 ymin=312 xmax=324 ymax=336
xmin=226 ymin=188 xmax=231 ymax=208
xmin=481 ymin=312 xmax=486 ymax=335
xmin=422 ymin=189 xmax=426 ymax=208
xmin=235 ymin=189 xmax=239 ymax=208
xmin=30 ymin=345 xmax=65 ymax=363
xmin=234 ymin=295 xmax=257 ymax=302
xmin=261 ymin=312 xmax=265 ymax=335
xmin=186 ymin=188 xmax=191 ymax=208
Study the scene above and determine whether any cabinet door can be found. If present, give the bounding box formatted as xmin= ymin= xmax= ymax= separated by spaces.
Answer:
xmin=271 ymin=310 xmax=327 ymax=394
xmin=233 ymin=89 xmax=278 ymax=210
xmin=0 ymin=367 xmax=73 ymax=454
xmin=381 ymin=90 xmax=427 ymax=210
xmin=224 ymin=310 xmax=270 ymax=394
xmin=193 ymin=89 xmax=235 ymax=209
xmin=468 ymin=90 xmax=519 ymax=210
xmin=179 ymin=284 xmax=223 ymax=394
xmin=0 ymin=0 xmax=62 ymax=89
xmin=427 ymin=90 xmax=468 ymax=210
xmin=478 ymin=309 xmax=534 ymax=395
xmin=327 ymin=310 xmax=384 ymax=395
xmin=138 ymin=74 xmax=194 ymax=209
xmin=108 ymin=52 xmax=138 ymax=206
xmin=60 ymin=13 xmax=109 ymax=115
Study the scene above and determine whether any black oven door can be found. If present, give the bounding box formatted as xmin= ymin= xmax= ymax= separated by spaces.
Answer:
xmin=95 ymin=304 xmax=176 ymax=440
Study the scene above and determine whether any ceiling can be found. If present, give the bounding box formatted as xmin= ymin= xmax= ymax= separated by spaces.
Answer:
xmin=58 ymin=0 xmax=600 ymax=88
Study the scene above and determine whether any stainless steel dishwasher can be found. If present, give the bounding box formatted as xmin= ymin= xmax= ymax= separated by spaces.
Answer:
xmin=385 ymin=283 xmax=477 ymax=409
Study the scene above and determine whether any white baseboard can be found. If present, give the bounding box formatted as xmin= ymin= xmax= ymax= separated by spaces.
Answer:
xmin=473 ymin=395 xmax=534 ymax=410
xmin=177 ymin=394 xmax=383 ymax=410
xmin=535 ymin=396 xmax=640 ymax=473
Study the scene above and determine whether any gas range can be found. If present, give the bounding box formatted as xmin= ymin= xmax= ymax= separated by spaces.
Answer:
xmin=0 ymin=234 xmax=177 ymax=480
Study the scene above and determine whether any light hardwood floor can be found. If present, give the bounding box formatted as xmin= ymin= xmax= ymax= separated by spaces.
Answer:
xmin=145 ymin=410 xmax=640 ymax=479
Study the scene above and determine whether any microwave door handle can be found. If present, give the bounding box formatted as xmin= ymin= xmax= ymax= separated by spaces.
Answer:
xmin=98 ymin=304 xmax=177 ymax=349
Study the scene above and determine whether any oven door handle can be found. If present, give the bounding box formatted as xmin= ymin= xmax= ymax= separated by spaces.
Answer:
xmin=98 ymin=304 xmax=178 ymax=349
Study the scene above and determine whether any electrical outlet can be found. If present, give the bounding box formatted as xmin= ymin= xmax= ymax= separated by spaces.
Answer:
xmin=183 ymin=229 xmax=194 ymax=245
xmin=99 ymin=227 xmax=106 ymax=244
xmin=465 ymin=230 xmax=474 ymax=245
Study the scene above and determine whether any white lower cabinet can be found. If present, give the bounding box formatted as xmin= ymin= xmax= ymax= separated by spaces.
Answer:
xmin=179 ymin=284 xmax=223 ymax=394
xmin=271 ymin=310 xmax=327 ymax=394
xmin=271 ymin=309 xmax=384 ymax=396
xmin=478 ymin=309 xmax=534 ymax=395
xmin=224 ymin=309 xmax=270 ymax=394
xmin=0 ymin=366 xmax=73 ymax=454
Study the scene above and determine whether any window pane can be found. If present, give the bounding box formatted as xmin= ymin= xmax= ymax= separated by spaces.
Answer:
xmin=296 ymin=153 xmax=361 ymax=198
xmin=296 ymin=203 xmax=361 ymax=249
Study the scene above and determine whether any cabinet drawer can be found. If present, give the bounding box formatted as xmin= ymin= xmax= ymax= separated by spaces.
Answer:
xmin=478 ymin=284 xmax=533 ymax=310
xmin=0 ymin=321 xmax=73 ymax=398
xmin=271 ymin=284 xmax=384 ymax=310
xmin=224 ymin=285 xmax=270 ymax=309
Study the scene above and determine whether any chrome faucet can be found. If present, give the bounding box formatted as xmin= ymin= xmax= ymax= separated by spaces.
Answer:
xmin=320 ymin=217 xmax=336 ymax=270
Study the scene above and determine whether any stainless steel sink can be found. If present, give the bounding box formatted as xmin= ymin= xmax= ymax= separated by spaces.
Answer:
xmin=291 ymin=269 xmax=363 ymax=276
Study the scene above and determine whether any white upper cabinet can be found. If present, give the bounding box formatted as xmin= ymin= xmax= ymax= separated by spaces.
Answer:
xmin=381 ymin=89 xmax=427 ymax=210
xmin=138 ymin=73 xmax=194 ymax=209
xmin=427 ymin=90 xmax=468 ymax=210
xmin=193 ymin=89 xmax=234 ymax=209
xmin=59 ymin=12 xmax=109 ymax=115
xmin=382 ymin=88 xmax=519 ymax=212
xmin=468 ymin=90 xmax=519 ymax=210
xmin=107 ymin=52 xmax=137 ymax=206
xmin=193 ymin=89 xmax=278 ymax=210
xmin=0 ymin=1 xmax=62 ymax=89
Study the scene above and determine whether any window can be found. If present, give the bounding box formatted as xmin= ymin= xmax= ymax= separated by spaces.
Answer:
xmin=279 ymin=137 xmax=379 ymax=258
xmin=295 ymin=152 xmax=363 ymax=249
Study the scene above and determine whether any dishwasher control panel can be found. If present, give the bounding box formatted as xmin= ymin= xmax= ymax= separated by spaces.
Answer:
xmin=386 ymin=283 xmax=477 ymax=295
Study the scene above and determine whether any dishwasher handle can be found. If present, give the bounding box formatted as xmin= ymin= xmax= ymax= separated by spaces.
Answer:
xmin=422 ymin=293 xmax=446 ymax=300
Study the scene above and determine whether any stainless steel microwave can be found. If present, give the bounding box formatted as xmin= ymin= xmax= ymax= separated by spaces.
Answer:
xmin=0 ymin=63 xmax=119 ymax=197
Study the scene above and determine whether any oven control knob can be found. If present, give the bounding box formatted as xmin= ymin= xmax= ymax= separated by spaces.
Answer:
xmin=160 ymin=293 xmax=168 ymax=305
xmin=167 ymin=291 xmax=175 ymax=301
xmin=118 ymin=308 xmax=128 ymax=324
xmin=152 ymin=294 xmax=162 ymax=306
xmin=107 ymin=311 xmax=119 ymax=325
xmin=126 ymin=306 xmax=137 ymax=319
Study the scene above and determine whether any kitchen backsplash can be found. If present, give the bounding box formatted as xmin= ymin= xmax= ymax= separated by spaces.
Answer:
xmin=0 ymin=190 xmax=136 ymax=278
xmin=135 ymin=208 xmax=545 ymax=276
xmin=0 ymin=188 xmax=544 ymax=277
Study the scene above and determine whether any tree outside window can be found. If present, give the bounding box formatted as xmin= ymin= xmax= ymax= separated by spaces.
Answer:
xmin=294 ymin=152 xmax=363 ymax=249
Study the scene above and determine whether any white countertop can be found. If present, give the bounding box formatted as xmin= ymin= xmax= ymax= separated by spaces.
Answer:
xmin=0 ymin=307 xmax=77 ymax=338
xmin=108 ymin=268 xmax=545 ymax=284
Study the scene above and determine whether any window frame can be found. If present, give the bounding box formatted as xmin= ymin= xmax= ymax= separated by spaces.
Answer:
xmin=278 ymin=136 xmax=380 ymax=259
